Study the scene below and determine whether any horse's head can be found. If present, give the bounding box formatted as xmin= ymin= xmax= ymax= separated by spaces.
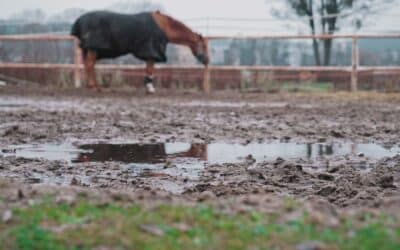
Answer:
xmin=192 ymin=34 xmax=209 ymax=66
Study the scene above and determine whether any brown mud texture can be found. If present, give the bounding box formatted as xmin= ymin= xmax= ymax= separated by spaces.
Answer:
xmin=1 ymin=86 xmax=400 ymax=219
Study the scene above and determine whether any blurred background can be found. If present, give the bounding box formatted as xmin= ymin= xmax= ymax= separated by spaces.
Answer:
xmin=1 ymin=0 xmax=400 ymax=92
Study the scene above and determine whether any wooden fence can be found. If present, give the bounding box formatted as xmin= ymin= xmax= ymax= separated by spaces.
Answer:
xmin=1 ymin=33 xmax=400 ymax=93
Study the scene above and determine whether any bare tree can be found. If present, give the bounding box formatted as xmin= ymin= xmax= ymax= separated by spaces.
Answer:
xmin=271 ymin=0 xmax=394 ymax=65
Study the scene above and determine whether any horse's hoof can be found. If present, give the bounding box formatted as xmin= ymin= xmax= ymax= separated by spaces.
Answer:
xmin=145 ymin=83 xmax=156 ymax=94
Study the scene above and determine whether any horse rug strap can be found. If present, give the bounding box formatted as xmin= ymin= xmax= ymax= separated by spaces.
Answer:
xmin=71 ymin=11 xmax=168 ymax=62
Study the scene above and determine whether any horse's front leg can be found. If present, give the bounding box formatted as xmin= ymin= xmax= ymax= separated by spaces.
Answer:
xmin=144 ymin=61 xmax=155 ymax=94
xmin=84 ymin=50 xmax=101 ymax=92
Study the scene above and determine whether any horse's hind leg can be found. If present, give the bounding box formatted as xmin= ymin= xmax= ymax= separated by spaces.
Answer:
xmin=144 ymin=61 xmax=155 ymax=94
xmin=84 ymin=50 xmax=101 ymax=92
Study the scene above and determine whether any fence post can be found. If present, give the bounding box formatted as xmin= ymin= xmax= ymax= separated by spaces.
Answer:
xmin=73 ymin=38 xmax=82 ymax=88
xmin=203 ymin=65 xmax=211 ymax=94
xmin=351 ymin=37 xmax=359 ymax=92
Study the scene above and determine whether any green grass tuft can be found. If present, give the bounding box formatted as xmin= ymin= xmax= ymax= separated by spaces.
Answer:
xmin=0 ymin=198 xmax=399 ymax=250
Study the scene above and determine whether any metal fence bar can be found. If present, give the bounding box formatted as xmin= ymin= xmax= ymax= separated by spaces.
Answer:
xmin=2 ymin=33 xmax=400 ymax=41
xmin=208 ymin=34 xmax=400 ymax=40
xmin=0 ymin=34 xmax=74 ymax=41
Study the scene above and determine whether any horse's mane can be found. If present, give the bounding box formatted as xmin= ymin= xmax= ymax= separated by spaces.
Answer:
xmin=157 ymin=11 xmax=199 ymax=38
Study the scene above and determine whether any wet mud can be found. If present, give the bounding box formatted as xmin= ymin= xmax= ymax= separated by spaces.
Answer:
xmin=1 ymin=87 xmax=400 ymax=217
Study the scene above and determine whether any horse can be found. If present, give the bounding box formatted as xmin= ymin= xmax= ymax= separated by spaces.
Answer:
xmin=71 ymin=10 xmax=209 ymax=93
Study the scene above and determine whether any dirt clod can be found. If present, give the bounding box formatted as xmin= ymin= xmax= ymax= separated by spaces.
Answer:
xmin=316 ymin=185 xmax=337 ymax=196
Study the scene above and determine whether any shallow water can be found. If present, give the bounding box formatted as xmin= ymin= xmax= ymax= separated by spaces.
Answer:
xmin=176 ymin=101 xmax=316 ymax=109
xmin=2 ymin=141 xmax=400 ymax=165
xmin=0 ymin=99 xmax=28 ymax=110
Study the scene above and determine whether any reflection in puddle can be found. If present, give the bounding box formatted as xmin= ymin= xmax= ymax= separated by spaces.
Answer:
xmin=3 ymin=141 xmax=399 ymax=193
xmin=0 ymin=99 xmax=30 ymax=109
xmin=177 ymin=101 xmax=315 ymax=109
xmin=2 ymin=142 xmax=400 ymax=164
xmin=0 ymin=103 xmax=27 ymax=108
xmin=203 ymin=143 xmax=400 ymax=164
xmin=74 ymin=143 xmax=207 ymax=164
xmin=178 ymin=101 xmax=289 ymax=108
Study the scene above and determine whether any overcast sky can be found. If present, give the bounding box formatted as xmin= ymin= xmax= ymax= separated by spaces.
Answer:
xmin=1 ymin=0 xmax=399 ymax=34
xmin=0 ymin=0 xmax=269 ymax=19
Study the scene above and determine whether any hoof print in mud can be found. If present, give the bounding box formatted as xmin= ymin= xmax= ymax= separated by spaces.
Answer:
xmin=377 ymin=175 xmax=395 ymax=188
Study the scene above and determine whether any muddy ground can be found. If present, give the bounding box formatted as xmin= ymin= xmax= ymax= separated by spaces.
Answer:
xmin=1 ymin=85 xmax=400 ymax=221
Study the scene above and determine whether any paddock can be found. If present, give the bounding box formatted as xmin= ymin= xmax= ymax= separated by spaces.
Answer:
xmin=1 ymin=32 xmax=400 ymax=249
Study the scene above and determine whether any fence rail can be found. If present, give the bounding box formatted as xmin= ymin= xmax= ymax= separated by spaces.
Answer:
xmin=1 ymin=33 xmax=400 ymax=92
xmin=3 ymin=63 xmax=400 ymax=72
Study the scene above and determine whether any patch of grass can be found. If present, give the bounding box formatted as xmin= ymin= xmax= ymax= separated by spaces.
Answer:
xmin=13 ymin=224 xmax=62 ymax=250
xmin=1 ymin=198 xmax=399 ymax=250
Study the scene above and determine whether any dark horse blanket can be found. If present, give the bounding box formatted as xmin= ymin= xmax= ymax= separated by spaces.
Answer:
xmin=71 ymin=11 xmax=168 ymax=62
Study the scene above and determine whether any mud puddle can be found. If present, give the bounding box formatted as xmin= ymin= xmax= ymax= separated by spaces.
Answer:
xmin=0 ymin=103 xmax=27 ymax=108
xmin=176 ymin=101 xmax=314 ymax=109
xmin=2 ymin=141 xmax=400 ymax=165
xmin=3 ymin=141 xmax=399 ymax=194
xmin=0 ymin=99 xmax=28 ymax=109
